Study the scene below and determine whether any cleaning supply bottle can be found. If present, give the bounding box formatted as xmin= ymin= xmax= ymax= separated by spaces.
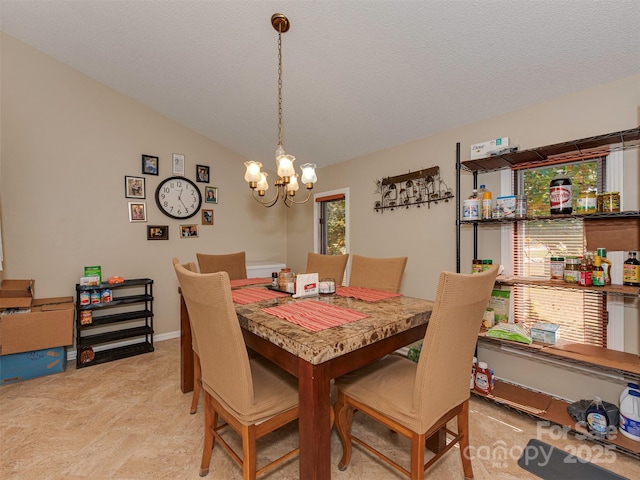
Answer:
xmin=620 ymin=382 xmax=640 ymax=405
xmin=480 ymin=185 xmax=492 ymax=220
xmin=463 ymin=189 xmax=480 ymax=220
xmin=586 ymin=396 xmax=609 ymax=439
xmin=619 ymin=389 xmax=640 ymax=442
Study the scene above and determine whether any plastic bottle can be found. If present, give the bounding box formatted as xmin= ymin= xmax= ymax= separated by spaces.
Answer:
xmin=591 ymin=255 xmax=604 ymax=287
xmin=550 ymin=169 xmax=572 ymax=214
xmin=474 ymin=361 xmax=493 ymax=394
xmin=619 ymin=389 xmax=640 ymax=442
xmin=480 ymin=185 xmax=492 ymax=220
xmin=623 ymin=251 xmax=640 ymax=286
xmin=578 ymin=254 xmax=592 ymax=287
xmin=586 ymin=396 xmax=609 ymax=439
xmin=620 ymin=382 xmax=640 ymax=405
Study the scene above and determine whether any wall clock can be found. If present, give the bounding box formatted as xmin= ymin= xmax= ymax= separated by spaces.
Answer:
xmin=155 ymin=176 xmax=202 ymax=219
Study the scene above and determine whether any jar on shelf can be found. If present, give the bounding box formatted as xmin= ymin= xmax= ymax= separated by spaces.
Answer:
xmin=564 ymin=256 xmax=580 ymax=284
xmin=576 ymin=188 xmax=597 ymax=214
xmin=601 ymin=192 xmax=621 ymax=213
xmin=550 ymin=257 xmax=565 ymax=280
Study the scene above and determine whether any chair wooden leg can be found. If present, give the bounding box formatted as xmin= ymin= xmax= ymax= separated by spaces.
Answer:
xmin=458 ymin=400 xmax=474 ymax=480
xmin=242 ymin=424 xmax=258 ymax=480
xmin=191 ymin=353 xmax=202 ymax=414
xmin=200 ymin=393 xmax=215 ymax=477
xmin=410 ymin=431 xmax=426 ymax=480
xmin=335 ymin=391 xmax=354 ymax=471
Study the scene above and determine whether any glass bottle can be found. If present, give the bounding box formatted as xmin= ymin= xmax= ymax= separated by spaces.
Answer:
xmin=592 ymin=255 xmax=605 ymax=287
xmin=578 ymin=254 xmax=592 ymax=287
xmin=623 ymin=252 xmax=640 ymax=286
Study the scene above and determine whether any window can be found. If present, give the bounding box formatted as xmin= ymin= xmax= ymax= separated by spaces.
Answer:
xmin=315 ymin=190 xmax=348 ymax=255
xmin=512 ymin=158 xmax=607 ymax=346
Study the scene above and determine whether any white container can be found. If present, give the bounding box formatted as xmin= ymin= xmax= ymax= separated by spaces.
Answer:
xmin=463 ymin=199 xmax=479 ymax=220
xmin=620 ymin=382 xmax=640 ymax=405
xmin=619 ymin=389 xmax=640 ymax=441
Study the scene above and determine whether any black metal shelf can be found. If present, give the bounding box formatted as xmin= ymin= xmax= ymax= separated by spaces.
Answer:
xmin=76 ymin=342 xmax=154 ymax=368
xmin=75 ymin=278 xmax=153 ymax=368
xmin=460 ymin=210 xmax=640 ymax=225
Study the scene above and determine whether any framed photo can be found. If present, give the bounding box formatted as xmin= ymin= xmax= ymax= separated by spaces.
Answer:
xmin=142 ymin=154 xmax=159 ymax=175
xmin=172 ymin=153 xmax=185 ymax=176
xmin=201 ymin=209 xmax=214 ymax=225
xmin=196 ymin=165 xmax=210 ymax=183
xmin=125 ymin=176 xmax=145 ymax=199
xmin=180 ymin=224 xmax=198 ymax=238
xmin=128 ymin=202 xmax=147 ymax=222
xmin=147 ymin=225 xmax=169 ymax=240
xmin=205 ymin=186 xmax=218 ymax=204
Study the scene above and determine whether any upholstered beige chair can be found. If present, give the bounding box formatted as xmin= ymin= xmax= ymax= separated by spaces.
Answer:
xmin=348 ymin=254 xmax=408 ymax=293
xmin=172 ymin=258 xmax=202 ymax=414
xmin=196 ymin=251 xmax=247 ymax=280
xmin=305 ymin=252 xmax=349 ymax=285
xmin=334 ymin=267 xmax=498 ymax=480
xmin=173 ymin=263 xmax=299 ymax=479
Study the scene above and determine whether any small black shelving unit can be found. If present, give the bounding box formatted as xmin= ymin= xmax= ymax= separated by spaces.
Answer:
xmin=75 ymin=278 xmax=154 ymax=368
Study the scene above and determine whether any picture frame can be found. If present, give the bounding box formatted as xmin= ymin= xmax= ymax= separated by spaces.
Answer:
xmin=205 ymin=186 xmax=218 ymax=204
xmin=125 ymin=176 xmax=145 ymax=199
xmin=142 ymin=154 xmax=159 ymax=175
xmin=180 ymin=224 xmax=198 ymax=238
xmin=128 ymin=202 xmax=147 ymax=222
xmin=201 ymin=209 xmax=214 ymax=225
xmin=196 ymin=164 xmax=210 ymax=183
xmin=147 ymin=225 xmax=169 ymax=240
xmin=172 ymin=153 xmax=185 ymax=176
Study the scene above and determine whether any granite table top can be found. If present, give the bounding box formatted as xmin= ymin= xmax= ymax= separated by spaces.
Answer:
xmin=235 ymin=294 xmax=434 ymax=365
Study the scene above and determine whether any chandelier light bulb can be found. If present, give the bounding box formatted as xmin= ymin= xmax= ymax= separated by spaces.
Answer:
xmin=256 ymin=172 xmax=269 ymax=194
xmin=288 ymin=174 xmax=300 ymax=194
xmin=244 ymin=161 xmax=263 ymax=186
xmin=277 ymin=154 xmax=296 ymax=179
xmin=300 ymin=163 xmax=317 ymax=186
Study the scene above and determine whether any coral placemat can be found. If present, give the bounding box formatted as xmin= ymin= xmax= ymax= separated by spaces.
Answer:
xmin=231 ymin=287 xmax=289 ymax=305
xmin=262 ymin=299 xmax=369 ymax=332
xmin=335 ymin=286 xmax=402 ymax=302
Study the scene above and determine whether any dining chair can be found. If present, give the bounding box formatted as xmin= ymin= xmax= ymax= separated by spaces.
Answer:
xmin=334 ymin=266 xmax=499 ymax=480
xmin=305 ymin=252 xmax=349 ymax=284
xmin=348 ymin=254 xmax=408 ymax=293
xmin=173 ymin=263 xmax=299 ymax=479
xmin=172 ymin=258 xmax=202 ymax=414
xmin=196 ymin=251 xmax=247 ymax=280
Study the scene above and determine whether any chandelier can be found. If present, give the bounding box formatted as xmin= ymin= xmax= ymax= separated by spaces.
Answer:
xmin=244 ymin=13 xmax=317 ymax=207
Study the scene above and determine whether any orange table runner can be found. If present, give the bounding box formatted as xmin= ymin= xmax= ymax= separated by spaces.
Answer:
xmin=262 ymin=299 xmax=369 ymax=332
xmin=230 ymin=277 xmax=272 ymax=288
xmin=232 ymin=287 xmax=289 ymax=305
xmin=335 ymin=286 xmax=402 ymax=302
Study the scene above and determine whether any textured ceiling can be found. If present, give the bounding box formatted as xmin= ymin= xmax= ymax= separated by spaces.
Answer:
xmin=2 ymin=1 xmax=640 ymax=168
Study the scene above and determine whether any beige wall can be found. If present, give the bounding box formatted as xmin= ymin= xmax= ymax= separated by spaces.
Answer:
xmin=0 ymin=34 xmax=287 ymax=339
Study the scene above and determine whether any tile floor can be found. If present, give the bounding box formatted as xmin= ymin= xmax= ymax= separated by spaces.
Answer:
xmin=1 ymin=338 xmax=637 ymax=479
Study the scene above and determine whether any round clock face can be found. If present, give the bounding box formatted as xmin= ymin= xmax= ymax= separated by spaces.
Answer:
xmin=155 ymin=176 xmax=202 ymax=219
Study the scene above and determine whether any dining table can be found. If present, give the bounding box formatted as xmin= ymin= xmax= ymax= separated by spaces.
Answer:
xmin=179 ymin=280 xmax=435 ymax=480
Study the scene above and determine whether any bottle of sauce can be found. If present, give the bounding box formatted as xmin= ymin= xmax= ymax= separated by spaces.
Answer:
xmin=591 ymin=255 xmax=605 ymax=287
xmin=578 ymin=254 xmax=592 ymax=287
xmin=550 ymin=169 xmax=572 ymax=214
xmin=474 ymin=361 xmax=494 ymax=394
xmin=623 ymin=251 xmax=640 ymax=286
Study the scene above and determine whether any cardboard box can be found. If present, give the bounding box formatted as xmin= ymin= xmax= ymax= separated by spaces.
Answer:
xmin=1 ymin=347 xmax=66 ymax=385
xmin=0 ymin=297 xmax=74 ymax=355
xmin=470 ymin=137 xmax=510 ymax=160
xmin=497 ymin=195 xmax=517 ymax=218
xmin=531 ymin=322 xmax=560 ymax=345
xmin=0 ymin=279 xmax=35 ymax=309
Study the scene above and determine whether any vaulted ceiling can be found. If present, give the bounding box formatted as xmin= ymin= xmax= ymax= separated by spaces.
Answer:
xmin=2 ymin=1 xmax=639 ymax=168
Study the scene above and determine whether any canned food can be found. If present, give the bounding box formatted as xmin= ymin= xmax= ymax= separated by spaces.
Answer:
xmin=600 ymin=192 xmax=620 ymax=212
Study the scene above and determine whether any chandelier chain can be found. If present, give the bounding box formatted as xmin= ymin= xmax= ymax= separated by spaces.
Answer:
xmin=277 ymin=27 xmax=283 ymax=147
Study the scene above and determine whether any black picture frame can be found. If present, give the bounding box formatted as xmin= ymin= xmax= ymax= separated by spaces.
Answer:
xmin=196 ymin=165 xmax=210 ymax=183
xmin=142 ymin=154 xmax=159 ymax=175
xmin=147 ymin=225 xmax=169 ymax=240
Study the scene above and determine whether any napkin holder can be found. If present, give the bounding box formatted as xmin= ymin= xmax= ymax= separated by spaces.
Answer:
xmin=292 ymin=273 xmax=319 ymax=298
